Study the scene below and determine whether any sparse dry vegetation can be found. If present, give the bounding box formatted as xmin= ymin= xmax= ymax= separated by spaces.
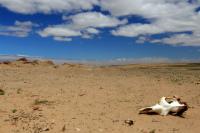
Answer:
xmin=0 ymin=60 xmax=200 ymax=133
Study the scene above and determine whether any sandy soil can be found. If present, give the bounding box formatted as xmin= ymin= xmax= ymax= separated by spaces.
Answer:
xmin=0 ymin=59 xmax=200 ymax=133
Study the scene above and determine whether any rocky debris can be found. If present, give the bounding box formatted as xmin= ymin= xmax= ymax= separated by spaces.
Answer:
xmin=112 ymin=119 xmax=120 ymax=123
xmin=124 ymin=119 xmax=135 ymax=126
xmin=12 ymin=109 xmax=17 ymax=113
xmin=62 ymin=125 xmax=66 ymax=132
xmin=78 ymin=93 xmax=86 ymax=97
xmin=33 ymin=99 xmax=55 ymax=106
xmin=75 ymin=128 xmax=81 ymax=132
xmin=34 ymin=99 xmax=50 ymax=105
xmin=99 ymin=86 xmax=104 ymax=90
xmin=0 ymin=89 xmax=5 ymax=95
xmin=195 ymin=82 xmax=200 ymax=85
xmin=8 ymin=110 xmax=54 ymax=133
xmin=32 ymin=106 xmax=42 ymax=111
xmin=149 ymin=129 xmax=156 ymax=133
xmin=54 ymin=65 xmax=59 ymax=69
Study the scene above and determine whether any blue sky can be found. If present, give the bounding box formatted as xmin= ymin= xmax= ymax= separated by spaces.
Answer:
xmin=0 ymin=0 xmax=200 ymax=61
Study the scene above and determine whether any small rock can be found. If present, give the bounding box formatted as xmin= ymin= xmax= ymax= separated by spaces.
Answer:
xmin=12 ymin=109 xmax=17 ymax=113
xmin=0 ymin=89 xmax=5 ymax=95
xmin=99 ymin=87 xmax=104 ymax=90
xmin=79 ymin=94 xmax=86 ymax=96
xmin=62 ymin=125 xmax=66 ymax=132
xmin=149 ymin=129 xmax=156 ymax=133
xmin=112 ymin=120 xmax=119 ymax=123
xmin=124 ymin=119 xmax=135 ymax=126
xmin=42 ymin=127 xmax=49 ymax=131
xmin=32 ymin=106 xmax=42 ymax=111
xmin=75 ymin=128 xmax=81 ymax=132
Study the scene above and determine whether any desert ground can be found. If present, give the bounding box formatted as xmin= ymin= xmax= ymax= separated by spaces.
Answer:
xmin=0 ymin=59 xmax=200 ymax=133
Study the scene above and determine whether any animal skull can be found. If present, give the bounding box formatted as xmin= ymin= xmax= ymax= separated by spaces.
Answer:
xmin=139 ymin=96 xmax=188 ymax=116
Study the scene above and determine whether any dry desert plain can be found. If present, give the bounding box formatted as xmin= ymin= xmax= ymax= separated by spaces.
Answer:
xmin=0 ymin=59 xmax=200 ymax=133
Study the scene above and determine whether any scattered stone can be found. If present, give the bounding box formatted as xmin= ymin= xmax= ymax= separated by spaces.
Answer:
xmin=195 ymin=82 xmax=200 ymax=85
xmin=54 ymin=65 xmax=59 ymax=69
xmin=124 ymin=119 xmax=135 ymax=126
xmin=62 ymin=125 xmax=66 ymax=132
xmin=12 ymin=109 xmax=17 ymax=113
xmin=8 ymin=110 xmax=53 ymax=133
xmin=79 ymin=94 xmax=86 ymax=97
xmin=34 ymin=99 xmax=49 ymax=105
xmin=17 ymin=88 xmax=22 ymax=94
xmin=32 ymin=106 xmax=42 ymax=111
xmin=75 ymin=128 xmax=81 ymax=132
xmin=42 ymin=127 xmax=50 ymax=131
xmin=0 ymin=89 xmax=5 ymax=95
xmin=99 ymin=87 xmax=104 ymax=90
xmin=112 ymin=119 xmax=119 ymax=123
xmin=149 ymin=129 xmax=156 ymax=133
xmin=172 ymin=128 xmax=179 ymax=132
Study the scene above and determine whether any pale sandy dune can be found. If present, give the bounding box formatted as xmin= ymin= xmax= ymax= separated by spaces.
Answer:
xmin=0 ymin=60 xmax=200 ymax=133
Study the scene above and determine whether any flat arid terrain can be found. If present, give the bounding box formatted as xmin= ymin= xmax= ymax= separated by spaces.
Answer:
xmin=0 ymin=59 xmax=200 ymax=133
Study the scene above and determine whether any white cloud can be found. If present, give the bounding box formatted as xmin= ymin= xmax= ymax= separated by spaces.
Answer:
xmin=68 ymin=12 xmax=127 ymax=29
xmin=85 ymin=28 xmax=99 ymax=34
xmin=103 ymin=0 xmax=200 ymax=46
xmin=53 ymin=36 xmax=72 ymax=42
xmin=112 ymin=23 xmax=164 ymax=37
xmin=100 ymin=0 xmax=197 ymax=18
xmin=1 ymin=0 xmax=200 ymax=46
xmin=0 ymin=21 xmax=38 ymax=37
xmin=150 ymin=32 xmax=200 ymax=46
xmin=38 ymin=26 xmax=81 ymax=37
xmin=136 ymin=36 xmax=150 ymax=44
xmin=80 ymin=28 xmax=100 ymax=39
xmin=0 ymin=0 xmax=99 ymax=14
xmin=39 ymin=12 xmax=127 ymax=41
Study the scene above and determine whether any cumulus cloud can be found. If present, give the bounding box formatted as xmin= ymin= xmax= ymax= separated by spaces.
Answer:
xmin=100 ymin=0 xmax=197 ymax=18
xmin=38 ymin=26 xmax=81 ymax=38
xmin=150 ymin=32 xmax=200 ymax=46
xmin=0 ymin=0 xmax=98 ymax=14
xmin=68 ymin=12 xmax=127 ymax=29
xmin=85 ymin=28 xmax=99 ymax=34
xmin=53 ymin=36 xmax=72 ymax=42
xmin=0 ymin=21 xmax=38 ymax=37
xmin=39 ymin=12 xmax=127 ymax=41
xmin=104 ymin=0 xmax=200 ymax=46
xmin=112 ymin=23 xmax=164 ymax=37
xmin=1 ymin=0 xmax=200 ymax=46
